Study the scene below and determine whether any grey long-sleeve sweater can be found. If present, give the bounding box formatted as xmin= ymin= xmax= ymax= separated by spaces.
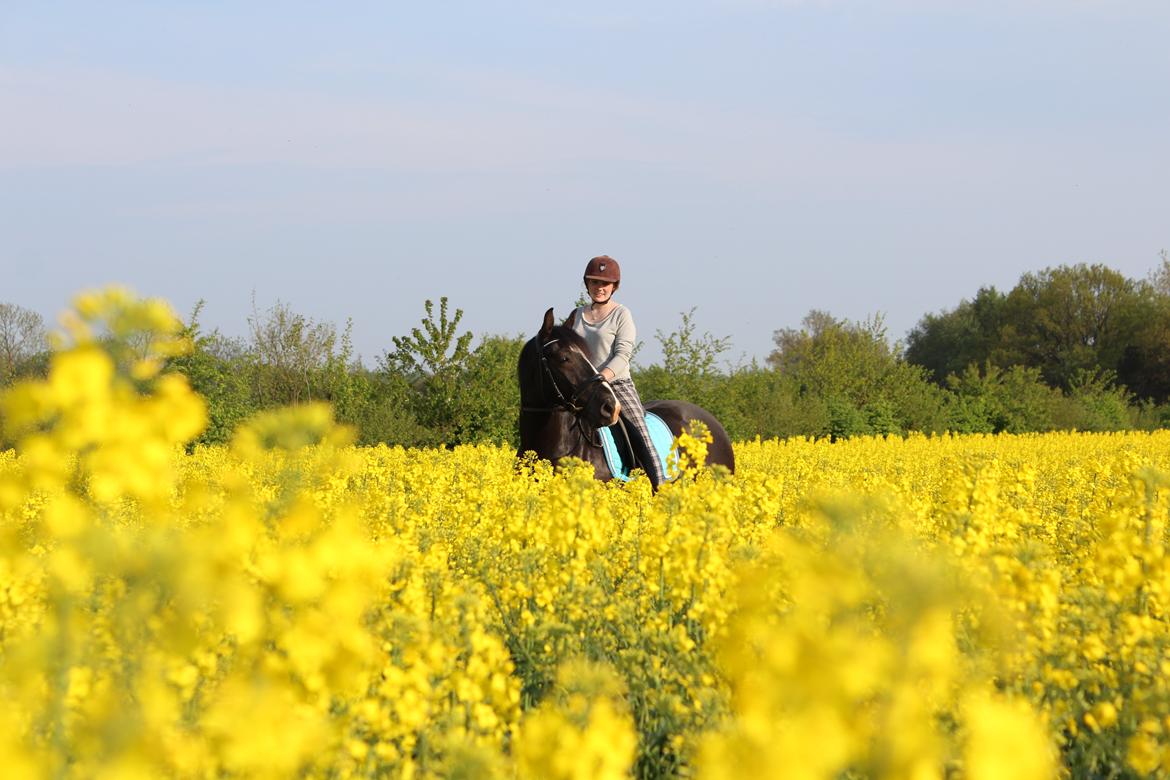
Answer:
xmin=570 ymin=304 xmax=636 ymax=382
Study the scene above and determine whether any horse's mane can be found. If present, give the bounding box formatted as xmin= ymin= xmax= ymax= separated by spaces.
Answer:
xmin=518 ymin=338 xmax=542 ymax=390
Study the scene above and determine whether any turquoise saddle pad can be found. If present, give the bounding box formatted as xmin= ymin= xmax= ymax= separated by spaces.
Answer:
xmin=598 ymin=412 xmax=675 ymax=482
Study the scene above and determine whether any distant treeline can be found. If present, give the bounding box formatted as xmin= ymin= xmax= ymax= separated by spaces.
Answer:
xmin=2 ymin=257 xmax=1169 ymax=447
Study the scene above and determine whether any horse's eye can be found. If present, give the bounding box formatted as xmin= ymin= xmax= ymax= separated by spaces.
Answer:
xmin=561 ymin=355 xmax=569 ymax=363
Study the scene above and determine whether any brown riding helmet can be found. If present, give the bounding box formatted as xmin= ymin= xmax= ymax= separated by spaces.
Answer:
xmin=583 ymin=255 xmax=621 ymax=284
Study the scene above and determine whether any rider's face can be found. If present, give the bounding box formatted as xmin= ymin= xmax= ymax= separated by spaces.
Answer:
xmin=585 ymin=278 xmax=615 ymax=304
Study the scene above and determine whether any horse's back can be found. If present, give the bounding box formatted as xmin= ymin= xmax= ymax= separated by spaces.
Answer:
xmin=645 ymin=400 xmax=735 ymax=473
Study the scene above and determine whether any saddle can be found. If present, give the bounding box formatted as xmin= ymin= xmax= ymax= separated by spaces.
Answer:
xmin=598 ymin=412 xmax=675 ymax=482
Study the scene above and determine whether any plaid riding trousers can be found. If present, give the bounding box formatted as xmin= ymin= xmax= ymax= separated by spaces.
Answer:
xmin=609 ymin=379 xmax=667 ymax=487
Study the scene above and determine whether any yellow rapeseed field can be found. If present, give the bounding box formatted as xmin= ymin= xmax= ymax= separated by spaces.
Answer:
xmin=3 ymin=289 xmax=1170 ymax=778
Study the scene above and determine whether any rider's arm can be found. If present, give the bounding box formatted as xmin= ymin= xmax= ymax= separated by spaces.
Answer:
xmin=597 ymin=306 xmax=635 ymax=381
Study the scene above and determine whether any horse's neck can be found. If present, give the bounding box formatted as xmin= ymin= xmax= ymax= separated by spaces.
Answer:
xmin=520 ymin=413 xmax=608 ymax=474
xmin=521 ymin=411 xmax=582 ymax=453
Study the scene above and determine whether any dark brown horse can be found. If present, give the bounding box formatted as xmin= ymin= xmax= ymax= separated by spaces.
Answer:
xmin=517 ymin=308 xmax=735 ymax=482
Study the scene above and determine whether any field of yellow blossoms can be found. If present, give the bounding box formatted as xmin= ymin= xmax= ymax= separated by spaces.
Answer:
xmin=3 ymin=290 xmax=1170 ymax=778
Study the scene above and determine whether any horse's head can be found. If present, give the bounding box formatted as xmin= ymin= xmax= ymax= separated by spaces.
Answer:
xmin=518 ymin=308 xmax=620 ymax=427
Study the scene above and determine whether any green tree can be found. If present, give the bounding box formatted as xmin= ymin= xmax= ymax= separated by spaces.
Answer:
xmin=907 ymin=263 xmax=1166 ymax=405
xmin=452 ymin=334 xmax=524 ymax=445
xmin=1117 ymin=251 xmax=1170 ymax=402
xmin=635 ymin=308 xmax=731 ymax=414
xmin=944 ymin=363 xmax=1057 ymax=434
xmin=719 ymin=365 xmax=830 ymax=441
xmin=320 ymin=319 xmax=365 ymax=424
xmin=344 ymin=367 xmax=430 ymax=447
xmin=658 ymin=308 xmax=732 ymax=378
xmin=769 ymin=311 xmax=893 ymax=404
xmin=380 ymin=297 xmax=475 ymax=446
xmin=1002 ymin=263 xmax=1150 ymax=390
xmin=169 ymin=302 xmax=257 ymax=445
xmin=905 ymin=287 xmax=1012 ymax=384
xmin=1051 ymin=369 xmax=1135 ymax=432
xmin=769 ymin=310 xmax=948 ymax=438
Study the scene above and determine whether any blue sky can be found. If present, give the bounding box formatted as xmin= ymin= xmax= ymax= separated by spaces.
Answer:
xmin=2 ymin=1 xmax=1168 ymax=367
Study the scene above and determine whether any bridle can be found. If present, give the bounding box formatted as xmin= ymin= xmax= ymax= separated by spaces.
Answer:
xmin=520 ymin=338 xmax=618 ymax=423
xmin=518 ymin=335 xmax=634 ymax=463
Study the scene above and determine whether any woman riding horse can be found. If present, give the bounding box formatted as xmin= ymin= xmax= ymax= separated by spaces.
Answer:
xmin=567 ymin=255 xmax=667 ymax=489
xmin=517 ymin=256 xmax=735 ymax=485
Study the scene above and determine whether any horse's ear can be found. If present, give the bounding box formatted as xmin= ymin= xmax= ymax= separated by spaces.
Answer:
xmin=540 ymin=308 xmax=555 ymax=338
xmin=563 ymin=309 xmax=577 ymax=330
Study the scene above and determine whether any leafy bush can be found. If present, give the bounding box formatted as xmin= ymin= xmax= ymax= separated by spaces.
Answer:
xmin=145 ymin=290 xmax=1169 ymax=447
xmin=945 ymin=363 xmax=1058 ymax=434
xmin=1050 ymin=370 xmax=1136 ymax=432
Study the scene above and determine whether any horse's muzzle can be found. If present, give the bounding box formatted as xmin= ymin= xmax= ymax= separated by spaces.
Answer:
xmin=601 ymin=397 xmax=621 ymax=427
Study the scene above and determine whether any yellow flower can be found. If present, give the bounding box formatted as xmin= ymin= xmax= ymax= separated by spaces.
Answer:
xmin=203 ymin=678 xmax=329 ymax=778
xmin=964 ymin=693 xmax=1056 ymax=780
xmin=1090 ymin=701 xmax=1118 ymax=731
xmin=1128 ymin=732 xmax=1163 ymax=775
xmin=48 ymin=345 xmax=113 ymax=409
